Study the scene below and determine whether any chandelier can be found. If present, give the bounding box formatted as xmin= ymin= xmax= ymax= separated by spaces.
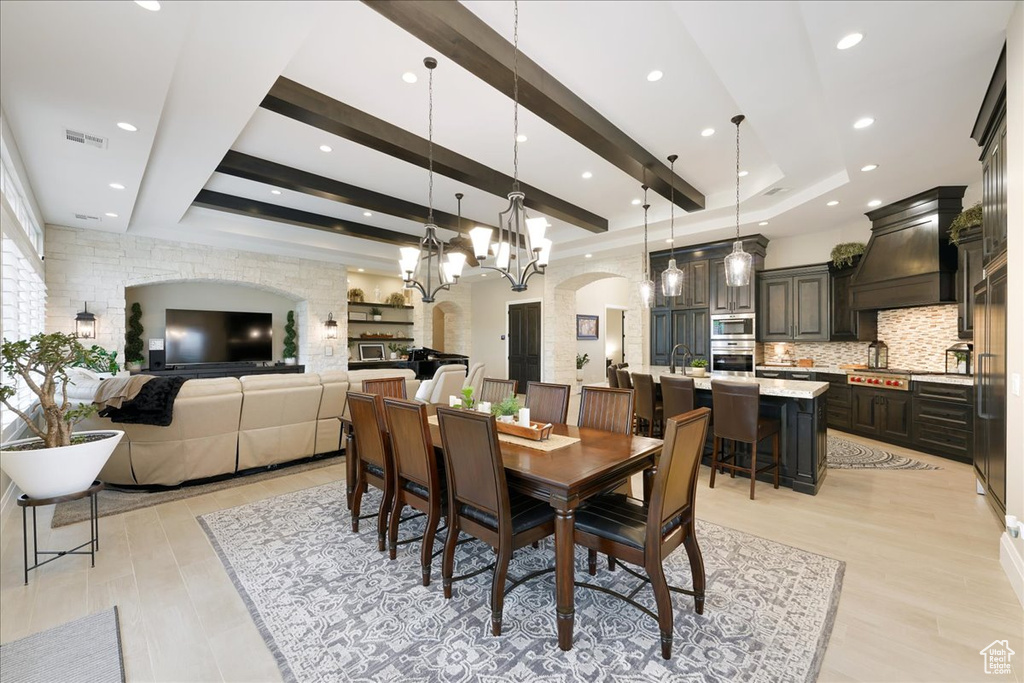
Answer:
xmin=724 ymin=114 xmax=752 ymax=287
xmin=660 ymin=154 xmax=683 ymax=298
xmin=467 ymin=0 xmax=551 ymax=292
xmin=399 ymin=56 xmax=466 ymax=303
xmin=638 ymin=182 xmax=654 ymax=308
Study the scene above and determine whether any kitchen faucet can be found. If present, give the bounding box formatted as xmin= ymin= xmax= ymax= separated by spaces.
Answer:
xmin=669 ymin=343 xmax=693 ymax=375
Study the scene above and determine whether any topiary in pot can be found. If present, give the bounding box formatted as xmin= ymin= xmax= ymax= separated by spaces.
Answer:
xmin=125 ymin=302 xmax=144 ymax=370
xmin=948 ymin=202 xmax=982 ymax=245
xmin=830 ymin=242 xmax=866 ymax=269
xmin=283 ymin=311 xmax=297 ymax=364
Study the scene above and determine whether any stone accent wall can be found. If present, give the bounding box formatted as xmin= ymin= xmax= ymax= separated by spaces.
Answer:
xmin=412 ymin=283 xmax=472 ymax=358
xmin=44 ymin=225 xmax=348 ymax=373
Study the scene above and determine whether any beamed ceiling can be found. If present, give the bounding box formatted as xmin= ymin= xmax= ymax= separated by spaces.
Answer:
xmin=0 ymin=1 xmax=1013 ymax=275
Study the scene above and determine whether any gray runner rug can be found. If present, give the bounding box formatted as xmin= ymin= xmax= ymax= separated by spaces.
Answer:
xmin=827 ymin=434 xmax=940 ymax=470
xmin=0 ymin=607 xmax=124 ymax=683
xmin=200 ymin=483 xmax=844 ymax=683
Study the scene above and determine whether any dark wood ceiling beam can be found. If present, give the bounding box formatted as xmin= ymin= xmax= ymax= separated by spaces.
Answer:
xmin=366 ymin=0 xmax=705 ymax=213
xmin=261 ymin=76 xmax=608 ymax=233
xmin=193 ymin=190 xmax=420 ymax=247
xmin=217 ymin=150 xmax=496 ymax=233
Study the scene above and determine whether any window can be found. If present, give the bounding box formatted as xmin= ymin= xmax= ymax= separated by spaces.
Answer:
xmin=1 ymin=233 xmax=46 ymax=431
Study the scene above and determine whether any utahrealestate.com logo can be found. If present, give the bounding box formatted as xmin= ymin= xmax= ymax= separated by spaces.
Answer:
xmin=980 ymin=640 xmax=1015 ymax=675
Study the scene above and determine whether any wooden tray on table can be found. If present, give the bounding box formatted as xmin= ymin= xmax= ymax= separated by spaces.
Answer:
xmin=495 ymin=420 xmax=553 ymax=441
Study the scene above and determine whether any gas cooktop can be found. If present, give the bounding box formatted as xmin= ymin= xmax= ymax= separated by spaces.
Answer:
xmin=846 ymin=368 xmax=913 ymax=390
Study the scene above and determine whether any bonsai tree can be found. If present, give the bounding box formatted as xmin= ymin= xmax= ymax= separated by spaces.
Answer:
xmin=283 ymin=311 xmax=297 ymax=360
xmin=124 ymin=302 xmax=144 ymax=367
xmin=949 ymin=202 xmax=982 ymax=245
xmin=830 ymin=242 xmax=866 ymax=269
xmin=576 ymin=353 xmax=590 ymax=370
xmin=1 ymin=333 xmax=99 ymax=448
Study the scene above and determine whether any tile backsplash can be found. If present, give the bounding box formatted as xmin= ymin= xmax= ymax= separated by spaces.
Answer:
xmin=761 ymin=304 xmax=961 ymax=372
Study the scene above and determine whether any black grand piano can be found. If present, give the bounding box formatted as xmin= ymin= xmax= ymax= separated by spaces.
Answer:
xmin=348 ymin=347 xmax=468 ymax=380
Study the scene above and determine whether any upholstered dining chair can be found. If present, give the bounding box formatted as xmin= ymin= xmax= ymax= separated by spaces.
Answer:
xmin=606 ymin=365 xmax=620 ymax=388
xmin=615 ymin=368 xmax=633 ymax=390
xmin=435 ymin=406 xmax=555 ymax=636
xmin=631 ymin=373 xmax=663 ymax=437
xmin=578 ymin=386 xmax=635 ymax=435
xmin=573 ymin=407 xmax=711 ymax=660
xmin=660 ymin=375 xmax=696 ymax=422
xmin=479 ymin=378 xmax=518 ymax=405
xmin=382 ymin=397 xmax=446 ymax=586
xmin=347 ymin=391 xmax=394 ymax=551
xmin=709 ymin=380 xmax=780 ymax=500
xmin=362 ymin=376 xmax=407 ymax=399
xmin=524 ymin=382 xmax=571 ymax=425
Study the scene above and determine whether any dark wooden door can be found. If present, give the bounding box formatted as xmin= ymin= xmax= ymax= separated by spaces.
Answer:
xmin=688 ymin=260 xmax=710 ymax=308
xmin=850 ymin=388 xmax=879 ymax=435
xmin=508 ymin=302 xmax=541 ymax=389
xmin=793 ymin=273 xmax=829 ymax=341
xmin=973 ymin=281 xmax=989 ymax=483
xmin=759 ymin=276 xmax=792 ymax=341
xmin=830 ymin=268 xmax=857 ymax=340
xmin=986 ymin=262 xmax=1007 ymax=511
xmin=957 ymin=228 xmax=983 ymax=339
xmin=690 ymin=309 xmax=709 ymax=360
xmin=879 ymin=394 xmax=912 ymax=442
xmin=651 ymin=309 xmax=670 ymax=365
xmin=709 ymin=259 xmax=731 ymax=314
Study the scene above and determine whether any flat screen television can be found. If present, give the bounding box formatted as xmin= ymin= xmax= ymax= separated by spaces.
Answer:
xmin=165 ymin=309 xmax=273 ymax=364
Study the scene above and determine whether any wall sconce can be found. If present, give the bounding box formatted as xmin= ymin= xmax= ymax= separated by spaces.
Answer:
xmin=324 ymin=312 xmax=338 ymax=340
xmin=75 ymin=302 xmax=96 ymax=339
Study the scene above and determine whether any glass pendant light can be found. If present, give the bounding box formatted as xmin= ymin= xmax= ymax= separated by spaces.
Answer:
xmin=638 ymin=182 xmax=654 ymax=308
xmin=724 ymin=114 xmax=753 ymax=287
xmin=660 ymin=154 xmax=683 ymax=298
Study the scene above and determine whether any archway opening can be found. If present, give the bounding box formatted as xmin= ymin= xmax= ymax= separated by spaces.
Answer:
xmin=432 ymin=306 xmax=447 ymax=352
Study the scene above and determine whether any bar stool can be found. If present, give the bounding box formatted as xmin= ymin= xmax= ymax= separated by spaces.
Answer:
xmin=631 ymin=372 xmax=663 ymax=436
xmin=709 ymin=380 xmax=780 ymax=500
xmin=615 ymin=368 xmax=633 ymax=390
xmin=607 ymin=365 xmax=620 ymax=388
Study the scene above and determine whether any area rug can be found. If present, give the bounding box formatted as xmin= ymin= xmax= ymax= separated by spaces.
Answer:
xmin=0 ymin=607 xmax=124 ymax=683
xmin=50 ymin=453 xmax=343 ymax=528
xmin=827 ymin=435 xmax=940 ymax=470
xmin=200 ymin=483 xmax=844 ymax=683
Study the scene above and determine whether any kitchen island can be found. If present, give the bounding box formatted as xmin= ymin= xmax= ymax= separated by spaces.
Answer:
xmin=633 ymin=367 xmax=829 ymax=495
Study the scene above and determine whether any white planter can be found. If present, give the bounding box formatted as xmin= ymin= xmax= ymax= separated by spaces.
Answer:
xmin=390 ymin=352 xmax=399 ymax=360
xmin=372 ymin=315 xmax=383 ymax=321
xmin=689 ymin=368 xmax=707 ymax=377
xmin=1 ymin=430 xmax=123 ymax=499
xmin=576 ymin=370 xmax=584 ymax=382
xmin=283 ymin=357 xmax=297 ymax=366
xmin=497 ymin=415 xmax=515 ymax=423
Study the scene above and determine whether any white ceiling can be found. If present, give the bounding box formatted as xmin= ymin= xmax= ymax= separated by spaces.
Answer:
xmin=0 ymin=0 xmax=1012 ymax=274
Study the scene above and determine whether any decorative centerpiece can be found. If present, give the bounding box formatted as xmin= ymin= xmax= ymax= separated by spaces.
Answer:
xmin=689 ymin=358 xmax=708 ymax=377
xmin=945 ymin=342 xmax=973 ymax=375
xmin=491 ymin=395 xmax=520 ymax=423
xmin=830 ymin=242 xmax=866 ymax=269
xmin=948 ymin=202 xmax=982 ymax=246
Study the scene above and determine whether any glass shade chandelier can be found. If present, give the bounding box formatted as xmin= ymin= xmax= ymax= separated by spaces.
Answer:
xmin=399 ymin=56 xmax=466 ymax=303
xmin=638 ymin=183 xmax=654 ymax=308
xmin=660 ymin=154 xmax=683 ymax=298
xmin=724 ymin=114 xmax=753 ymax=287
xmin=466 ymin=0 xmax=551 ymax=292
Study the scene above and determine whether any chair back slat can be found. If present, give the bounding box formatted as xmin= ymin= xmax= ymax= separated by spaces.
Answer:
xmin=648 ymin=408 xmax=711 ymax=538
xmin=524 ymin=382 xmax=571 ymax=424
xmin=711 ymin=380 xmax=760 ymax=443
xmin=383 ymin=397 xmax=437 ymax=490
xmin=606 ymin=365 xmax=620 ymax=388
xmin=661 ymin=375 xmax=696 ymax=421
xmin=480 ymin=378 xmax=518 ymax=405
xmin=362 ymin=377 xmax=407 ymax=399
xmin=347 ymin=392 xmax=389 ymax=470
xmin=436 ymin=407 xmax=509 ymax=521
xmin=578 ymin=386 xmax=634 ymax=435
xmin=615 ymin=369 xmax=633 ymax=389
xmin=632 ymin=373 xmax=657 ymax=421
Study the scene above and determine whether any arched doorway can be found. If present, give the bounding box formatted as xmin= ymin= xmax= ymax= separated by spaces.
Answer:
xmin=432 ymin=306 xmax=447 ymax=351
xmin=427 ymin=300 xmax=463 ymax=353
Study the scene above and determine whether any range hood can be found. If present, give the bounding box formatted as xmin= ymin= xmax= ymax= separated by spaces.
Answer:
xmin=850 ymin=186 xmax=965 ymax=311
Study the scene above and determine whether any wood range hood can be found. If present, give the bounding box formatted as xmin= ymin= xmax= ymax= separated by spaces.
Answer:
xmin=849 ymin=186 xmax=966 ymax=311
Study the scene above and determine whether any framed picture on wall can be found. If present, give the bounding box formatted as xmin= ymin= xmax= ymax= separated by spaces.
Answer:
xmin=358 ymin=343 xmax=386 ymax=361
xmin=576 ymin=314 xmax=599 ymax=340
xmin=349 ymin=311 xmax=368 ymax=321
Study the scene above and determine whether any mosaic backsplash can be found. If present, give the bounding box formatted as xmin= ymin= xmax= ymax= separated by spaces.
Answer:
xmin=761 ymin=304 xmax=961 ymax=372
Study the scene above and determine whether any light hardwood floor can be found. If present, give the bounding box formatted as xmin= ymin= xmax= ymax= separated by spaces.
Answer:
xmin=0 ymin=433 xmax=1020 ymax=683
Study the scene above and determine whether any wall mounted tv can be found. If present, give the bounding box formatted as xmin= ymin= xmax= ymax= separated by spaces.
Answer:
xmin=165 ymin=309 xmax=273 ymax=364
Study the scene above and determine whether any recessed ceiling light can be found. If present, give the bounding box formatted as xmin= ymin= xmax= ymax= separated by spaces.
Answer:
xmin=363 ymin=211 xmax=372 ymax=217
xmin=737 ymin=170 xmax=749 ymax=178
xmin=270 ymin=189 xmax=282 ymax=195
xmin=836 ymin=33 xmax=863 ymax=50
xmin=861 ymin=164 xmax=878 ymax=172
xmin=585 ymin=253 xmax=593 ymax=259
xmin=134 ymin=1 xmax=161 ymax=11
xmin=665 ymin=238 xmax=674 ymax=244
xmin=581 ymin=171 xmax=593 ymax=179
xmin=516 ymin=134 xmax=528 ymax=143
xmin=357 ymin=268 xmax=365 ymax=272
xmin=109 ymin=183 xmax=125 ymax=190
xmin=116 ymin=122 xmax=137 ymax=132
xmin=480 ymin=273 xmax=488 ymax=277
xmin=402 ymin=72 xmax=418 ymax=84
xmin=826 ymin=200 xmax=840 ymax=207
xmin=631 ymin=199 xmax=641 ymax=205
xmin=105 ymin=212 xmax=118 ymax=218
xmin=647 ymin=70 xmax=663 ymax=82
xmin=319 ymin=144 xmax=333 ymax=152
xmin=868 ymin=199 xmax=882 ymax=207
xmin=853 ymin=117 xmax=875 ymax=129
xmin=701 ymin=128 xmax=715 ymax=137
xmin=758 ymin=221 xmax=769 ymax=226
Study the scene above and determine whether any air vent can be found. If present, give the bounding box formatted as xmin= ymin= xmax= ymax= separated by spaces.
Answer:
xmin=763 ymin=187 xmax=789 ymax=196
xmin=74 ymin=213 xmax=101 ymax=221
xmin=64 ymin=129 xmax=107 ymax=149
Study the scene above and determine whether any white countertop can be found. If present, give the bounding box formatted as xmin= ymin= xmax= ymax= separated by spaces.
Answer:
xmin=640 ymin=366 xmax=829 ymax=399
xmin=910 ymin=374 xmax=974 ymax=386
xmin=757 ymin=365 xmax=846 ymax=375
xmin=756 ymin=365 xmax=974 ymax=387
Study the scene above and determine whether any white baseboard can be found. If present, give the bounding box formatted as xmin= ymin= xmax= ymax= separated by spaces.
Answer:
xmin=1000 ymin=532 xmax=1024 ymax=608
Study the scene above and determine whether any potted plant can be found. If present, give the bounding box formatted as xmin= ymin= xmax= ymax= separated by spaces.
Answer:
xmin=124 ymin=302 xmax=144 ymax=372
xmin=491 ymin=395 xmax=520 ymax=423
xmin=576 ymin=353 xmax=590 ymax=382
xmin=830 ymin=242 xmax=866 ymax=269
xmin=348 ymin=288 xmax=365 ymax=303
xmin=387 ymin=342 xmax=407 ymax=360
xmin=385 ymin=292 xmax=406 ymax=308
xmin=0 ymin=333 xmax=124 ymax=499
xmin=460 ymin=386 xmax=475 ymax=411
xmin=949 ymin=202 xmax=982 ymax=245
xmin=370 ymin=306 xmax=383 ymax=322
xmin=74 ymin=345 xmax=120 ymax=378
xmin=689 ymin=358 xmax=708 ymax=377
xmin=283 ymin=310 xmax=297 ymax=365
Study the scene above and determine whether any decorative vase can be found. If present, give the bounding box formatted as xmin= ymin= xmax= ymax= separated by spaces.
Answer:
xmin=126 ymin=361 xmax=143 ymax=373
xmin=690 ymin=367 xmax=706 ymax=377
xmin=0 ymin=430 xmax=123 ymax=499
xmin=390 ymin=352 xmax=398 ymax=360
xmin=373 ymin=315 xmax=382 ymax=322
xmin=576 ymin=370 xmax=584 ymax=382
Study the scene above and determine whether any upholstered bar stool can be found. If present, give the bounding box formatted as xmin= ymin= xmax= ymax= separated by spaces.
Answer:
xmin=631 ymin=372 xmax=663 ymax=437
xmin=615 ymin=368 xmax=633 ymax=390
xmin=709 ymin=380 xmax=780 ymax=500
xmin=660 ymin=375 xmax=695 ymax=421
xmin=607 ymin=365 xmax=620 ymax=388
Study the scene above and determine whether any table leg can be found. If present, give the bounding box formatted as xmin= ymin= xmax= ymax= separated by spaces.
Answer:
xmin=555 ymin=507 xmax=575 ymax=651
xmin=22 ymin=507 xmax=28 ymax=586
xmin=643 ymin=466 xmax=657 ymax=501
xmin=90 ymin=493 xmax=97 ymax=567
xmin=32 ymin=507 xmax=38 ymax=569
xmin=346 ymin=428 xmax=357 ymax=510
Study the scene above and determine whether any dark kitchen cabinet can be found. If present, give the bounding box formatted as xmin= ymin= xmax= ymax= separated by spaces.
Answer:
xmin=974 ymin=254 xmax=1007 ymax=515
xmin=818 ymin=372 xmax=852 ymax=431
xmin=651 ymin=256 xmax=708 ymax=309
xmin=651 ymin=309 xmax=671 ymax=366
xmin=850 ymin=387 xmax=912 ymax=444
xmin=710 ymin=258 xmax=756 ymax=314
xmin=981 ymin=112 xmax=1007 ymax=265
xmin=757 ymin=265 xmax=829 ymax=342
xmin=671 ymin=309 xmax=710 ymax=361
xmin=956 ymin=225 xmax=984 ymax=339
xmin=829 ymin=259 xmax=878 ymax=341
xmin=912 ymin=381 xmax=973 ymax=463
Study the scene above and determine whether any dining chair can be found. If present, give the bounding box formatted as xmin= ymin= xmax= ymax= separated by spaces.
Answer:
xmin=347 ymin=391 xmax=394 ymax=551
xmin=435 ymin=406 xmax=555 ymax=636
xmin=710 ymin=380 xmax=780 ymax=500
xmin=573 ymin=407 xmax=711 ymax=660
xmin=480 ymin=378 xmax=518 ymax=405
xmin=615 ymin=368 xmax=633 ymax=390
xmin=382 ymin=397 xmax=446 ymax=586
xmin=631 ymin=373 xmax=663 ymax=437
xmin=660 ymin=375 xmax=695 ymax=422
xmin=362 ymin=376 xmax=407 ymax=399
xmin=578 ymin=386 xmax=634 ymax=435
xmin=524 ymin=381 xmax=571 ymax=425
xmin=606 ymin=365 xmax=620 ymax=388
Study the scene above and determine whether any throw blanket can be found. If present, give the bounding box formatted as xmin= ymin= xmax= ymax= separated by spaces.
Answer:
xmin=93 ymin=375 xmax=153 ymax=410
xmin=99 ymin=377 xmax=188 ymax=426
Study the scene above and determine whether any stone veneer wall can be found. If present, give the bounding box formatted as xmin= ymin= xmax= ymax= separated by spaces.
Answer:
xmin=44 ymin=225 xmax=348 ymax=373
xmin=412 ymin=282 xmax=472 ymax=359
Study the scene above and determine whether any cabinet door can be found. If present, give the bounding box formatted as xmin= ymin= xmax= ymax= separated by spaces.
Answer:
xmin=880 ymin=393 xmax=913 ymax=442
xmin=830 ymin=268 xmax=857 ymax=340
xmin=732 ymin=277 xmax=756 ymax=313
xmin=688 ymin=259 xmax=710 ymax=308
xmin=709 ymin=259 xmax=732 ymax=314
xmin=973 ymin=282 xmax=989 ymax=482
xmin=651 ymin=309 xmax=671 ymax=366
xmin=793 ymin=273 xmax=829 ymax=341
xmin=982 ymin=116 xmax=1008 ymax=264
xmin=690 ymin=309 xmax=710 ymax=360
xmin=987 ymin=264 xmax=1007 ymax=510
xmin=759 ymin=277 xmax=793 ymax=341
xmin=957 ymin=236 xmax=983 ymax=339
xmin=651 ymin=256 xmax=670 ymax=308
xmin=850 ymin=389 xmax=879 ymax=435
xmin=672 ymin=309 xmax=689 ymax=354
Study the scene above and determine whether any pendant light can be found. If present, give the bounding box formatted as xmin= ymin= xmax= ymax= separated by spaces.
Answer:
xmin=638 ymin=182 xmax=654 ymax=308
xmin=660 ymin=154 xmax=683 ymax=298
xmin=398 ymin=56 xmax=465 ymax=303
xmin=724 ymin=114 xmax=753 ymax=287
xmin=75 ymin=302 xmax=96 ymax=339
xmin=467 ymin=0 xmax=551 ymax=292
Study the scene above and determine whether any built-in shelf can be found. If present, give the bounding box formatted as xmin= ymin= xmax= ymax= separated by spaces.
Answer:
xmin=348 ymin=301 xmax=414 ymax=310
xmin=348 ymin=337 xmax=415 ymax=343
xmin=347 ymin=320 xmax=413 ymax=326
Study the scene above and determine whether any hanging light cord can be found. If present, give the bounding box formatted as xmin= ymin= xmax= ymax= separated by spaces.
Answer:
xmin=735 ymin=118 xmax=740 ymax=240
xmin=427 ymin=62 xmax=435 ymax=223
xmin=642 ymin=181 xmax=650 ymax=278
xmin=668 ymin=155 xmax=677 ymax=259
xmin=512 ymin=0 xmax=520 ymax=191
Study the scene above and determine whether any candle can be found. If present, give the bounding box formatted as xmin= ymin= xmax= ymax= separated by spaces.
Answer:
xmin=518 ymin=407 xmax=531 ymax=425
xmin=449 ymin=395 xmax=459 ymax=407
xmin=478 ymin=401 xmax=491 ymax=414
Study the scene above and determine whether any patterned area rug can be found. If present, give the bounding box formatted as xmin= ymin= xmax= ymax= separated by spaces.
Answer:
xmin=827 ymin=435 xmax=940 ymax=470
xmin=200 ymin=483 xmax=844 ymax=683
xmin=0 ymin=607 xmax=124 ymax=683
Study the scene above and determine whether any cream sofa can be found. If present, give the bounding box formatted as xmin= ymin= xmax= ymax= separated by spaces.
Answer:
xmin=71 ymin=369 xmax=421 ymax=487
